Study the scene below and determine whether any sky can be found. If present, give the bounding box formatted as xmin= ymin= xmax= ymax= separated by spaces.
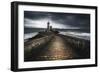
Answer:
xmin=24 ymin=11 xmax=90 ymax=30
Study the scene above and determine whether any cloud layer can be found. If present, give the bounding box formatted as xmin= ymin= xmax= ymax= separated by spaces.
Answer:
xmin=24 ymin=11 xmax=90 ymax=29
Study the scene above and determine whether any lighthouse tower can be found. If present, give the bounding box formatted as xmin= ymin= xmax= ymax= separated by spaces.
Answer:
xmin=47 ymin=21 xmax=50 ymax=30
xmin=46 ymin=21 xmax=50 ymax=32
xmin=46 ymin=21 xmax=53 ymax=32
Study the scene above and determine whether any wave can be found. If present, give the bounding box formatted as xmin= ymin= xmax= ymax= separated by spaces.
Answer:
xmin=60 ymin=31 xmax=90 ymax=40
xmin=24 ymin=32 xmax=38 ymax=40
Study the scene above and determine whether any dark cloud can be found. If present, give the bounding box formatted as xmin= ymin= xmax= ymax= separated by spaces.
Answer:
xmin=24 ymin=11 xmax=50 ymax=20
xmin=24 ymin=11 xmax=90 ymax=29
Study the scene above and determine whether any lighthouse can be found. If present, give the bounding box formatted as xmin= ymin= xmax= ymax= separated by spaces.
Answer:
xmin=46 ymin=21 xmax=50 ymax=32
xmin=46 ymin=21 xmax=53 ymax=32
xmin=47 ymin=21 xmax=50 ymax=30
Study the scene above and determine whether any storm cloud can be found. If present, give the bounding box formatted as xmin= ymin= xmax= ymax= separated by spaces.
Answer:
xmin=24 ymin=11 xmax=90 ymax=30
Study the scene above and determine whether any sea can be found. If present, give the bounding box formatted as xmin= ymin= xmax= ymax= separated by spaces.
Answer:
xmin=24 ymin=29 xmax=90 ymax=41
